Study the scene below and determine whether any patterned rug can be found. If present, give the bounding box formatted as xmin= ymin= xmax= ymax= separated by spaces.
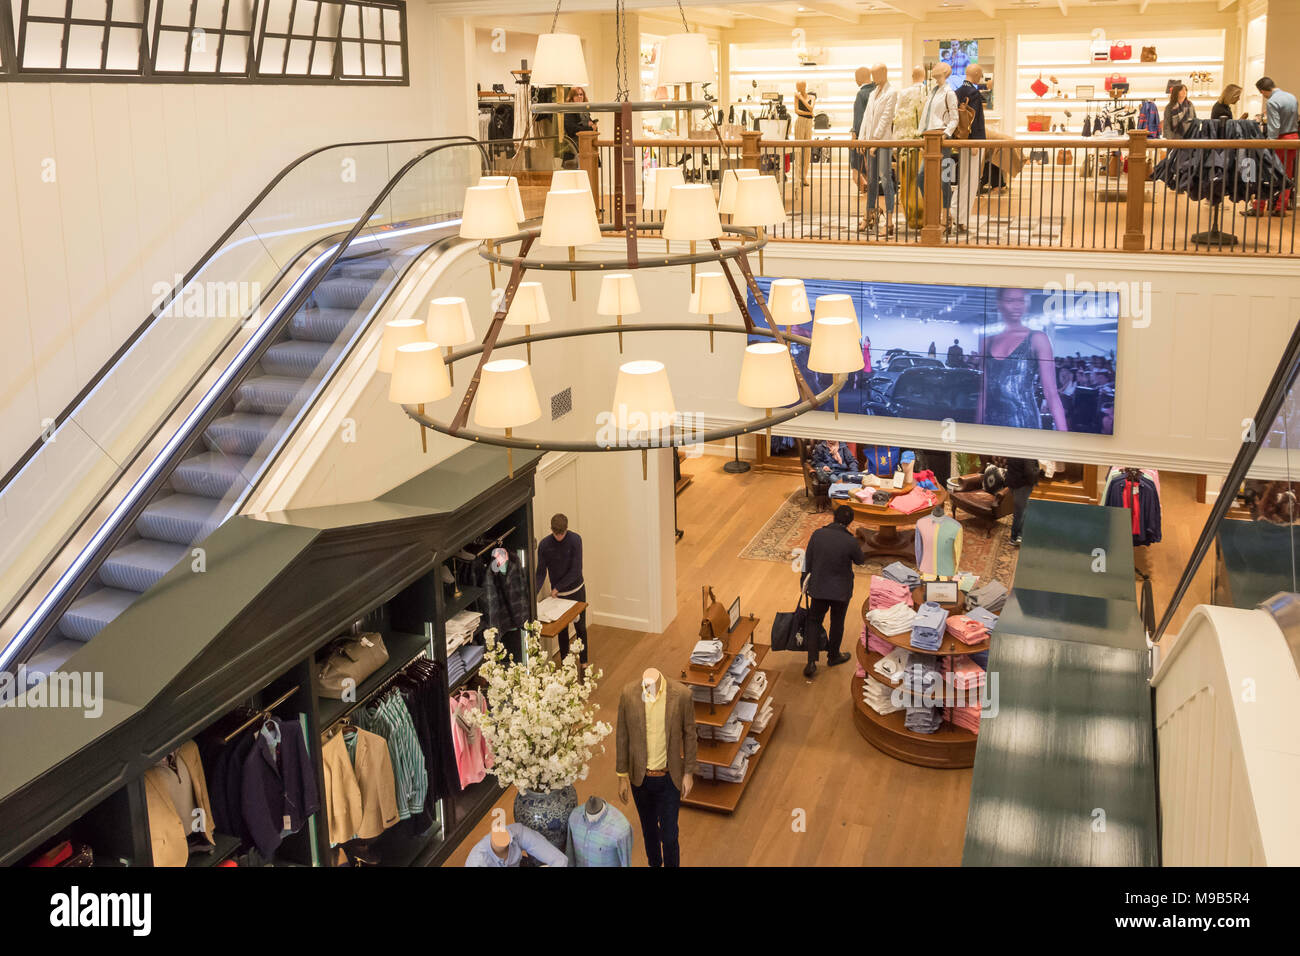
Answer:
xmin=739 ymin=487 xmax=1020 ymax=591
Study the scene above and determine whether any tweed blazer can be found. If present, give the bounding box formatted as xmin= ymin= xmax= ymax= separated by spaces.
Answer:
xmin=616 ymin=678 xmax=698 ymax=790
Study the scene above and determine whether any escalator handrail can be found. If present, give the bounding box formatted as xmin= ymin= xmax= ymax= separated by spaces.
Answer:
xmin=0 ymin=134 xmax=476 ymax=497
xmin=4 ymin=138 xmax=492 ymax=665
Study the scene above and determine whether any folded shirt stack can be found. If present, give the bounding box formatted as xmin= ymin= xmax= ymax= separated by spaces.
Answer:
xmin=742 ymin=670 xmax=768 ymax=701
xmin=866 ymin=603 xmax=917 ymax=636
xmin=942 ymin=653 xmax=986 ymax=691
xmin=447 ymin=642 xmax=486 ymax=686
xmin=446 ymin=609 xmax=483 ymax=655
xmin=882 ymin=562 xmax=921 ymax=588
xmin=690 ymin=639 xmax=725 ymax=666
xmin=910 ymin=601 xmax=949 ymax=652
xmin=945 ymin=615 xmax=990 ymax=646
xmin=728 ymin=645 xmax=757 ymax=683
xmin=956 ymin=571 xmax=979 ymax=593
xmin=829 ymin=482 xmax=857 ymax=499
xmin=863 ymin=626 xmax=895 ymax=657
xmin=904 ymin=705 xmax=944 ymax=734
xmin=872 ymin=646 xmax=909 ymax=685
xmin=752 ymin=697 xmax=776 ymax=733
xmin=861 ymin=675 xmax=904 ymax=715
xmin=967 ymin=580 xmax=1008 ymax=614
xmin=698 ymin=716 xmax=745 ymax=742
xmin=949 ymin=704 xmax=980 ymax=735
xmin=901 ymin=653 xmax=946 ymax=734
xmin=967 ymin=606 xmax=999 ymax=632
xmin=889 ymin=486 xmax=937 ymax=514
xmin=692 ymin=674 xmax=739 ymax=704
xmin=869 ymin=574 xmax=915 ymax=610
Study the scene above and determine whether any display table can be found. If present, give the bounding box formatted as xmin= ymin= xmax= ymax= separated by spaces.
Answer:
xmin=844 ymin=486 xmax=948 ymax=560
xmin=539 ymin=601 xmax=587 ymax=638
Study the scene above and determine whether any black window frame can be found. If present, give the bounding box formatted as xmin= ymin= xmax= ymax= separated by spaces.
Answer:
xmin=14 ymin=0 xmax=151 ymax=76
xmin=149 ymin=0 xmax=260 ymax=78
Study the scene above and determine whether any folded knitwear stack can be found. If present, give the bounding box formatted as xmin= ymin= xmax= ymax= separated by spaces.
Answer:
xmin=967 ymin=580 xmax=1008 ymax=613
xmin=690 ymin=639 xmax=725 ymax=666
xmin=446 ymin=610 xmax=482 ymax=655
xmin=867 ymin=603 xmax=917 ymax=636
xmin=889 ymin=486 xmax=937 ymax=514
xmin=863 ymin=626 xmax=895 ymax=657
xmin=861 ymin=675 xmax=904 ymax=715
xmin=447 ymin=642 xmax=486 ymax=686
xmin=910 ymin=601 xmax=949 ymax=651
xmin=956 ymin=571 xmax=979 ymax=592
xmin=873 ymin=646 xmax=909 ymax=685
xmin=902 ymin=653 xmax=944 ymax=733
xmin=869 ymin=574 xmax=915 ymax=609
xmin=882 ymin=562 xmax=921 ymax=588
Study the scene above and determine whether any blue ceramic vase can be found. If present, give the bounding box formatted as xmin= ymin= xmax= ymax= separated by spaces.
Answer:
xmin=513 ymin=785 xmax=579 ymax=851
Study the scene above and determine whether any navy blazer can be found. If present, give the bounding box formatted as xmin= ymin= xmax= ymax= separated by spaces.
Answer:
xmin=240 ymin=718 xmax=321 ymax=859
xmin=802 ymin=522 xmax=867 ymax=603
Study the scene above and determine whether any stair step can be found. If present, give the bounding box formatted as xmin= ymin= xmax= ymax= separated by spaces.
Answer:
xmin=100 ymin=539 xmax=190 ymax=592
xmin=312 ymin=276 xmax=376 ymax=311
xmin=289 ymin=307 xmax=356 ymax=344
xmin=171 ymin=451 xmax=254 ymax=499
xmin=25 ymin=639 xmax=85 ymax=677
xmin=58 ymin=587 xmax=138 ymax=643
xmin=235 ymin=375 xmax=307 ymax=415
xmin=136 ymin=494 xmax=226 ymax=545
xmin=262 ymin=340 xmax=335 ymax=378
xmin=204 ymin=412 xmax=281 ymax=457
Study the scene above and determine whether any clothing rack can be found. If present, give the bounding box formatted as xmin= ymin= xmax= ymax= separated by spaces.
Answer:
xmin=472 ymin=525 xmax=517 ymax=559
xmin=324 ymin=651 xmax=430 ymax=733
xmin=221 ymin=686 xmax=299 ymax=743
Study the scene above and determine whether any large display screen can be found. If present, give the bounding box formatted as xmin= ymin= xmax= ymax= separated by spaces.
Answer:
xmin=746 ymin=278 xmax=1118 ymax=435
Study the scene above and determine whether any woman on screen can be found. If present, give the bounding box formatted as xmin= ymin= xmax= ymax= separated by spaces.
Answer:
xmin=977 ymin=287 xmax=1069 ymax=431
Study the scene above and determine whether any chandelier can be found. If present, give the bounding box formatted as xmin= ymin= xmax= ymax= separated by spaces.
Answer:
xmin=384 ymin=0 xmax=862 ymax=476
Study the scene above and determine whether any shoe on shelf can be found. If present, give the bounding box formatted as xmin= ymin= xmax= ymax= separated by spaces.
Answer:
xmin=827 ymin=651 xmax=852 ymax=667
xmin=803 ymin=661 xmax=817 ymax=679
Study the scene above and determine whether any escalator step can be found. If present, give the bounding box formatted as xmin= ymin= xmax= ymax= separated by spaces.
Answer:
xmin=290 ymin=307 xmax=356 ymax=343
xmin=205 ymin=412 xmax=280 ymax=457
xmin=100 ymin=539 xmax=189 ymax=592
xmin=262 ymin=340 xmax=336 ymax=378
xmin=25 ymin=639 xmax=85 ymax=677
xmin=313 ymin=277 xmax=376 ymax=311
xmin=58 ymin=587 xmax=138 ymax=642
xmin=336 ymin=258 xmax=394 ymax=280
xmin=235 ymin=375 xmax=306 ymax=415
xmin=171 ymin=451 xmax=255 ymax=499
xmin=136 ymin=494 xmax=226 ymax=545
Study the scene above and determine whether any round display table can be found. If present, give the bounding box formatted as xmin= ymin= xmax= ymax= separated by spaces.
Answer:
xmin=844 ymin=486 xmax=947 ymax=561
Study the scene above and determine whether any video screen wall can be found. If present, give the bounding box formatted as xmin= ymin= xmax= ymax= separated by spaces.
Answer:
xmin=746 ymin=278 xmax=1118 ymax=435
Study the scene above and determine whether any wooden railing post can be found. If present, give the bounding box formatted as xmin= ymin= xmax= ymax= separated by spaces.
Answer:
xmin=578 ymin=129 xmax=601 ymax=222
xmin=741 ymin=129 xmax=761 ymax=171
xmin=920 ymin=130 xmax=944 ymax=245
xmin=1124 ymin=129 xmax=1149 ymax=252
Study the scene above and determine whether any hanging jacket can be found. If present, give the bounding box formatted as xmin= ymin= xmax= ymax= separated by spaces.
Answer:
xmin=1082 ymin=115 xmax=1092 ymax=137
xmin=239 ymin=717 xmax=321 ymax=859
xmin=1137 ymin=100 xmax=1161 ymax=137
xmin=483 ymin=555 xmax=529 ymax=631
xmin=1103 ymin=474 xmax=1162 ymax=545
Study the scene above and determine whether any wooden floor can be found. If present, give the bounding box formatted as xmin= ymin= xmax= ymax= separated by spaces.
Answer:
xmin=441 ymin=456 xmax=1213 ymax=867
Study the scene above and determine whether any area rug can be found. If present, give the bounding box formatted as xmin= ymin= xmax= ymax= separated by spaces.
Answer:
xmin=739 ymin=487 xmax=1019 ymax=591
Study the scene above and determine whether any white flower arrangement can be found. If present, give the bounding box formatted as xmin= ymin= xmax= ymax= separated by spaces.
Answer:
xmin=466 ymin=621 xmax=612 ymax=794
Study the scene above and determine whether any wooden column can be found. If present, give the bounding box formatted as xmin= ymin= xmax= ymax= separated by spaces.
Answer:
xmin=741 ymin=129 xmax=762 ymax=172
xmin=1123 ymin=129 xmax=1149 ymax=252
xmin=920 ymin=130 xmax=944 ymax=246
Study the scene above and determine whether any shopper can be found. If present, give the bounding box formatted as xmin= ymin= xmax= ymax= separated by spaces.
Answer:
xmin=849 ymin=66 xmax=877 ymax=195
xmin=1211 ymin=83 xmax=1242 ymax=121
xmin=800 ymin=505 xmax=869 ymax=678
xmin=952 ymin=65 xmax=987 ymax=234
xmin=535 ymin=513 xmax=588 ymax=666
xmin=858 ymin=62 xmax=898 ymax=235
xmin=563 ymin=87 xmax=597 ymax=145
xmin=793 ymin=80 xmax=817 ymax=186
xmin=1005 ymin=458 xmax=1042 ymax=546
xmin=616 ymin=668 xmax=697 ymax=868
xmin=1163 ymin=84 xmax=1196 ymax=139
xmin=1249 ymin=77 xmax=1298 ymax=217
xmin=917 ymin=62 xmax=958 ymax=231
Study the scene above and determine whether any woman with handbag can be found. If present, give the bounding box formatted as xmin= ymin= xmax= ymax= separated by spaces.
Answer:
xmin=1164 ymin=84 xmax=1196 ymax=139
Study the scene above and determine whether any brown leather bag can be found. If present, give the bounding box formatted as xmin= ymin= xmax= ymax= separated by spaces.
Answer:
xmin=1056 ymin=148 xmax=1074 ymax=165
xmin=954 ymin=101 xmax=976 ymax=140
xmin=317 ymin=632 xmax=389 ymax=699
xmin=1140 ymin=45 xmax=1157 ymax=63
xmin=699 ymin=588 xmax=729 ymax=642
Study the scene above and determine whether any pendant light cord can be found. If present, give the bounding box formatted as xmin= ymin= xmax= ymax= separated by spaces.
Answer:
xmin=550 ymin=0 xmax=562 ymax=32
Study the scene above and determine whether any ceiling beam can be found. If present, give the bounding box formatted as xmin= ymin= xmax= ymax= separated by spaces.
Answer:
xmin=729 ymin=4 xmax=797 ymax=25
xmin=655 ymin=7 xmax=736 ymax=28
xmin=871 ymin=1 xmax=923 ymax=21
xmin=799 ymin=2 xmax=862 ymax=23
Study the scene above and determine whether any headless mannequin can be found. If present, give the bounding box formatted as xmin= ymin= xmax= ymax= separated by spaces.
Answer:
xmin=489 ymin=828 xmax=512 ymax=861
xmin=617 ymin=668 xmax=694 ymax=804
xmin=585 ymin=795 xmax=606 ymax=821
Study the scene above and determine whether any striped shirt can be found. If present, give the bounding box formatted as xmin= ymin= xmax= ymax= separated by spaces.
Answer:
xmin=914 ymin=514 xmax=963 ymax=577
xmin=357 ymin=692 xmax=426 ymax=819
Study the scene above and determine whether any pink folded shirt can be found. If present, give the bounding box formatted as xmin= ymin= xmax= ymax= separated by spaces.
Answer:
xmin=945 ymin=615 xmax=989 ymax=645
xmin=942 ymin=654 xmax=987 ymax=690
xmin=869 ymin=575 xmax=915 ymax=609
xmin=889 ymin=486 xmax=937 ymax=514
xmin=863 ymin=627 xmax=895 ymax=657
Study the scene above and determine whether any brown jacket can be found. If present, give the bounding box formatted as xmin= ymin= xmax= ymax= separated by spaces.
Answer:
xmin=616 ymin=677 xmax=698 ymax=790
xmin=143 ymin=740 xmax=216 ymax=867
xmin=321 ymin=728 xmax=400 ymax=845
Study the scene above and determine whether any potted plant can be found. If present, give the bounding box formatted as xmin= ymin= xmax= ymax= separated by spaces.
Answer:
xmin=467 ymin=621 xmax=612 ymax=850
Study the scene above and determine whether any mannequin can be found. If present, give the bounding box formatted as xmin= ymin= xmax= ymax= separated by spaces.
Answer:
xmin=566 ymin=793 xmax=633 ymax=866
xmin=464 ymin=822 xmax=567 ymax=867
xmin=914 ymin=504 xmax=963 ymax=579
xmin=489 ymin=828 xmax=512 ymax=861
xmin=585 ymin=795 xmax=606 ymax=819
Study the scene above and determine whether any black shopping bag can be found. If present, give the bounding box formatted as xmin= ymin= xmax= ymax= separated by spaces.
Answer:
xmin=771 ymin=590 xmax=828 ymax=652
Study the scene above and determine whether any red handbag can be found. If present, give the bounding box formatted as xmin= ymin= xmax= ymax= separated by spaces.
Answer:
xmin=1104 ymin=74 xmax=1128 ymax=91
xmin=1030 ymin=73 xmax=1048 ymax=97
xmin=1109 ymin=43 xmax=1132 ymax=61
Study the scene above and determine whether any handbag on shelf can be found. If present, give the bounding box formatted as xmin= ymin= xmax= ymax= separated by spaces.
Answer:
xmin=1109 ymin=43 xmax=1132 ymax=61
xmin=1166 ymin=78 xmax=1182 ymax=94
xmin=1141 ymin=45 xmax=1157 ymax=63
xmin=1026 ymin=112 xmax=1051 ymax=132
xmin=1030 ymin=73 xmax=1049 ymax=98
xmin=1089 ymin=27 xmax=1109 ymax=62
xmin=954 ymin=102 xmax=975 ymax=139
xmin=1056 ymin=148 xmax=1074 ymax=165
xmin=1104 ymin=74 xmax=1128 ymax=92
xmin=316 ymin=632 xmax=389 ymax=699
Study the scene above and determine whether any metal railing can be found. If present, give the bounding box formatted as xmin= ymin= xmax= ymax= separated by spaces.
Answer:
xmin=583 ymin=129 xmax=1299 ymax=256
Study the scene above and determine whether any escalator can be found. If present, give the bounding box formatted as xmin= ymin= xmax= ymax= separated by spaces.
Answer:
xmin=0 ymin=137 xmax=487 ymax=675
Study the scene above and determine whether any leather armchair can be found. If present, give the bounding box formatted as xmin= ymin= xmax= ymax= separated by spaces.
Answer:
xmin=949 ymin=472 xmax=1014 ymax=535
xmin=798 ymin=439 xmax=831 ymax=512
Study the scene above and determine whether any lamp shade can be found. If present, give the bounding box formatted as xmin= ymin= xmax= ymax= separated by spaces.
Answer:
xmin=730 ymin=175 xmax=787 ymax=226
xmin=808 ymin=316 xmax=865 ymax=374
xmin=737 ymin=343 xmax=799 ymax=408
xmin=688 ymin=272 xmax=733 ymax=315
xmin=474 ymin=358 xmax=541 ymax=429
xmin=550 ymin=169 xmax=592 ymax=194
xmin=662 ymin=184 xmax=722 ymax=241
xmin=597 ymin=273 xmax=641 ymax=315
xmin=389 ymin=341 xmax=451 ymax=404
xmin=427 ymin=296 xmax=474 ymax=346
xmin=532 ymin=33 xmax=590 ymax=86
xmin=460 ymin=185 xmax=518 ymax=240
xmin=539 ymin=188 xmax=602 ymax=247
xmin=644 ymin=165 xmax=685 ymax=211
xmin=378 ymin=318 xmax=427 ymax=373
xmin=768 ymin=279 xmax=811 ymax=326
xmin=612 ymin=359 xmax=676 ymax=433
xmin=718 ymin=168 xmax=761 ymax=216
xmin=478 ymin=175 xmax=526 ymax=221
xmin=814 ymin=292 xmax=858 ymax=323
xmin=658 ymin=33 xmax=712 ymax=85
xmin=504 ymin=281 xmax=551 ymax=327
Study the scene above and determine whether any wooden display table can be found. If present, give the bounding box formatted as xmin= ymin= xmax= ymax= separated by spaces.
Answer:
xmin=844 ymin=487 xmax=947 ymax=560
xmin=539 ymin=601 xmax=587 ymax=638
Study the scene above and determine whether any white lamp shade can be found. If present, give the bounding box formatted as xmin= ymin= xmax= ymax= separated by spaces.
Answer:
xmin=550 ymin=169 xmax=592 ymax=194
xmin=597 ymin=273 xmax=642 ymax=316
xmin=663 ymin=184 xmax=722 ymax=241
xmin=475 ymin=359 xmax=541 ymax=429
xmin=730 ymin=175 xmax=787 ymax=226
xmin=427 ymin=297 xmax=474 ymax=347
xmin=460 ymin=185 xmax=518 ymax=240
xmin=718 ymin=168 xmax=761 ymax=216
xmin=688 ymin=272 xmax=733 ymax=315
xmin=768 ymin=279 xmax=811 ymax=326
xmin=478 ymin=175 xmax=526 ymax=221
xmin=612 ymin=360 xmax=676 ymax=433
xmin=645 ymin=165 xmax=685 ymax=211
xmin=539 ymin=188 xmax=602 ymax=247
xmin=808 ymin=316 xmax=865 ymax=374
xmin=378 ymin=319 xmax=427 ymax=373
xmin=389 ymin=342 xmax=451 ymax=404
xmin=658 ymin=33 xmax=712 ymax=85
xmin=532 ymin=33 xmax=590 ymax=86
xmin=504 ymin=281 xmax=551 ymax=327
xmin=737 ymin=343 xmax=799 ymax=408
xmin=814 ymin=292 xmax=859 ymax=323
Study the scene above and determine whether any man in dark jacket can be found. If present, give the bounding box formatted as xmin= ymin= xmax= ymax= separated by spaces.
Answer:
xmin=1005 ymin=457 xmax=1041 ymax=545
xmin=536 ymin=513 xmax=587 ymax=663
xmin=800 ymin=505 xmax=869 ymax=678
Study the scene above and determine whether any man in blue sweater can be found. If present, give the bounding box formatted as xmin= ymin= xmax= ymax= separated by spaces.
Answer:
xmin=536 ymin=513 xmax=588 ymax=665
